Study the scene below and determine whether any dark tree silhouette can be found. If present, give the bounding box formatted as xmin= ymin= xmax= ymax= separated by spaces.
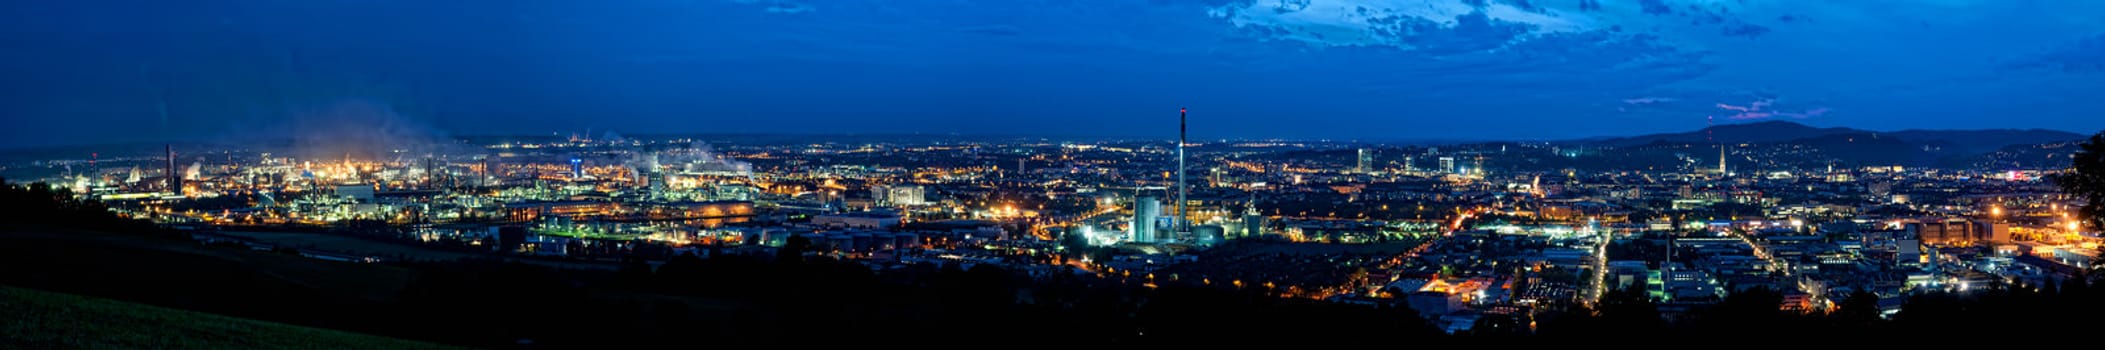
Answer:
xmin=775 ymin=235 xmax=811 ymax=264
xmin=1596 ymin=286 xmax=1663 ymax=331
xmin=1466 ymin=313 xmax=1527 ymax=337
xmin=1057 ymin=230 xmax=1091 ymax=264
xmin=615 ymin=255 xmax=653 ymax=287
xmin=1833 ymin=291 xmax=1883 ymax=327
xmin=1703 ymin=286 xmax=1783 ymax=331
xmin=653 ymin=252 xmax=705 ymax=292
xmin=2054 ymin=131 xmax=2105 ymax=230
xmin=0 ymin=178 xmax=165 ymax=235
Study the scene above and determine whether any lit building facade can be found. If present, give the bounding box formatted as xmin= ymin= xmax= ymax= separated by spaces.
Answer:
xmin=1132 ymin=195 xmax=1160 ymax=243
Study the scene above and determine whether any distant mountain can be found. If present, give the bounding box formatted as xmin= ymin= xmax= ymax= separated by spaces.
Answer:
xmin=1586 ymin=121 xmax=1858 ymax=146
xmin=1575 ymin=121 xmax=2085 ymax=168
xmin=1583 ymin=122 xmax=1772 ymax=145
xmin=1587 ymin=121 xmax=2081 ymax=152
xmin=1884 ymin=128 xmax=2086 ymax=154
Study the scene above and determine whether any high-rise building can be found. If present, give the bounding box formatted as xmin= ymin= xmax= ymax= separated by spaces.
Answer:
xmin=1132 ymin=195 xmax=1160 ymax=243
xmin=1356 ymin=148 xmax=1373 ymax=173
xmin=569 ymin=157 xmax=584 ymax=179
xmin=647 ymin=170 xmax=667 ymax=196
xmin=871 ymin=184 xmax=927 ymax=207
xmin=1438 ymin=156 xmax=1457 ymax=174
xmin=1908 ymin=220 xmax=2012 ymax=246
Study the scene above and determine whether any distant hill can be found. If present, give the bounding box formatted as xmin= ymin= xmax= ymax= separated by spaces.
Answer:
xmin=0 ymin=286 xmax=458 ymax=349
xmin=1562 ymin=121 xmax=2088 ymax=169
xmin=1588 ymin=121 xmax=1861 ymax=147
xmin=1884 ymin=128 xmax=2087 ymax=154
xmin=1579 ymin=121 xmax=2083 ymax=165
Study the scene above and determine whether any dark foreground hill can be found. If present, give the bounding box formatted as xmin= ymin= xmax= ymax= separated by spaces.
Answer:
xmin=0 ymin=286 xmax=459 ymax=349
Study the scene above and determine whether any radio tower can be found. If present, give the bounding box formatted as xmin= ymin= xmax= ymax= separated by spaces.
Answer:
xmin=1176 ymin=107 xmax=1190 ymax=239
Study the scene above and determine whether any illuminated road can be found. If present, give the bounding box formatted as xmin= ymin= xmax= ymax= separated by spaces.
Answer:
xmin=1587 ymin=230 xmax=1610 ymax=305
xmin=1371 ymin=207 xmax=1486 ymax=289
xmin=1030 ymin=204 xmax=1121 ymax=241
xmin=1716 ymin=225 xmax=1827 ymax=311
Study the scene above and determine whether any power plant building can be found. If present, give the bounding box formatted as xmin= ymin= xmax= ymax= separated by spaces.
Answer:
xmin=1131 ymin=195 xmax=1160 ymax=243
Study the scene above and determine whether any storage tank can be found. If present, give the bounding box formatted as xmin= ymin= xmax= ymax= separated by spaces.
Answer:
xmin=763 ymin=229 xmax=790 ymax=247
xmin=871 ymin=233 xmax=898 ymax=251
xmin=894 ymin=233 xmax=920 ymax=249
xmin=753 ymin=229 xmax=778 ymax=247
xmin=1194 ymin=225 xmax=1226 ymax=245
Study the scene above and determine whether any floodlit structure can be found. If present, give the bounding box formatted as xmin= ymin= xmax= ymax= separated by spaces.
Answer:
xmin=1357 ymin=148 xmax=1373 ymax=173
xmin=1132 ymin=195 xmax=1160 ymax=243
xmin=872 ymin=184 xmax=927 ymax=207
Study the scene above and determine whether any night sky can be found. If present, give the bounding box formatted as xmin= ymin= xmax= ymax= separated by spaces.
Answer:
xmin=4 ymin=0 xmax=2104 ymax=148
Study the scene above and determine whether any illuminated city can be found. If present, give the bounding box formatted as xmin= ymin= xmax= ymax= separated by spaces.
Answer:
xmin=5 ymin=1 xmax=2105 ymax=347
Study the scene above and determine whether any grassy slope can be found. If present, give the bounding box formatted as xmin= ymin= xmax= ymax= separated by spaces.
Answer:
xmin=0 ymin=226 xmax=754 ymax=347
xmin=0 ymin=286 xmax=462 ymax=349
xmin=0 ymin=226 xmax=437 ymax=345
xmin=0 ymin=227 xmax=417 ymax=301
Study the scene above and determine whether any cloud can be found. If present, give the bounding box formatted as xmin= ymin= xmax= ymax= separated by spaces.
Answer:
xmin=765 ymin=4 xmax=813 ymax=14
xmin=1721 ymin=23 xmax=1770 ymax=38
xmin=1206 ymin=0 xmax=1602 ymax=51
xmin=252 ymin=99 xmax=467 ymax=160
xmin=956 ymin=25 xmax=1024 ymax=37
xmin=1204 ymin=0 xmax=1798 ymax=53
xmin=1622 ymin=97 xmax=1675 ymax=105
xmin=728 ymin=0 xmax=813 ymax=14
xmin=1717 ymin=98 xmax=1826 ymax=120
xmin=1635 ymin=0 xmax=1671 ymax=15
xmin=2009 ymin=33 xmax=2105 ymax=73
xmin=1715 ymin=99 xmax=1770 ymax=112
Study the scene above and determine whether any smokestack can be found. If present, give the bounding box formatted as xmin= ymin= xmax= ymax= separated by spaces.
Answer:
xmin=1176 ymin=107 xmax=1188 ymax=238
xmin=166 ymin=144 xmax=180 ymax=194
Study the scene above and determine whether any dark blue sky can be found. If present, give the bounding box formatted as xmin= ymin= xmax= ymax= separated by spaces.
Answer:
xmin=4 ymin=0 xmax=2103 ymax=148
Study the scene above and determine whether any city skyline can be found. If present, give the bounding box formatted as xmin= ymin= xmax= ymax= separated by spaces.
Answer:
xmin=7 ymin=2 xmax=2105 ymax=345
xmin=6 ymin=1 xmax=2105 ymax=148
xmin=0 ymin=115 xmax=2090 ymax=153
